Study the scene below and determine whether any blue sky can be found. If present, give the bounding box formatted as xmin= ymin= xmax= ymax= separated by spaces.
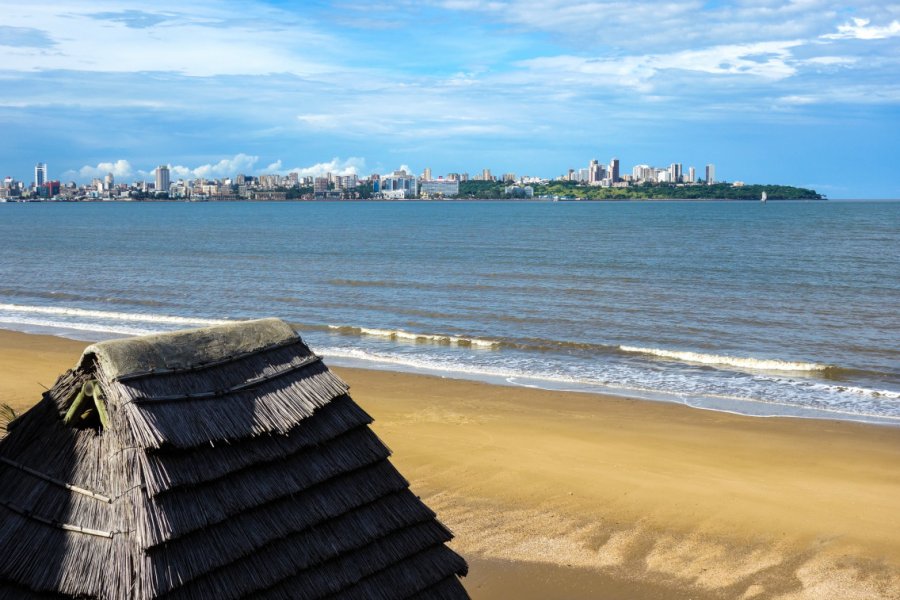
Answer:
xmin=2 ymin=0 xmax=899 ymax=197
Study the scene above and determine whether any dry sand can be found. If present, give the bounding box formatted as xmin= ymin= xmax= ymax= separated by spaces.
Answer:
xmin=2 ymin=329 xmax=899 ymax=599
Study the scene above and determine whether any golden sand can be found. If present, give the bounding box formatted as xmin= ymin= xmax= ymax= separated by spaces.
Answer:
xmin=2 ymin=329 xmax=899 ymax=599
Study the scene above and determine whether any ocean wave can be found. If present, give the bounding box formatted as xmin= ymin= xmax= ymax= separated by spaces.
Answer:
xmin=0 ymin=316 xmax=158 ymax=337
xmin=618 ymin=345 xmax=830 ymax=372
xmin=0 ymin=288 xmax=171 ymax=308
xmin=327 ymin=325 xmax=500 ymax=349
xmin=0 ymin=303 xmax=231 ymax=328
xmin=759 ymin=375 xmax=900 ymax=401
xmin=317 ymin=346 xmax=900 ymax=420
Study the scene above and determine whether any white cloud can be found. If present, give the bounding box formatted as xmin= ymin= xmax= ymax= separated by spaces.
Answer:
xmin=68 ymin=159 xmax=134 ymax=180
xmin=263 ymin=160 xmax=283 ymax=172
xmin=800 ymin=56 xmax=857 ymax=66
xmin=168 ymin=154 xmax=259 ymax=179
xmin=822 ymin=18 xmax=900 ymax=40
xmin=264 ymin=157 xmax=368 ymax=178
xmin=518 ymin=40 xmax=805 ymax=91
xmin=296 ymin=114 xmax=342 ymax=129
xmin=0 ymin=1 xmax=337 ymax=76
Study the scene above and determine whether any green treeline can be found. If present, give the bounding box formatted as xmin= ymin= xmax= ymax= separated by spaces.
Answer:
xmin=457 ymin=180 xmax=823 ymax=200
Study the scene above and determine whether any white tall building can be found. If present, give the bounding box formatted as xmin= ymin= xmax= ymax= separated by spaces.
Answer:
xmin=705 ymin=164 xmax=716 ymax=185
xmin=34 ymin=163 xmax=47 ymax=189
xmin=688 ymin=166 xmax=696 ymax=184
xmin=632 ymin=165 xmax=652 ymax=182
xmin=155 ymin=165 xmax=171 ymax=193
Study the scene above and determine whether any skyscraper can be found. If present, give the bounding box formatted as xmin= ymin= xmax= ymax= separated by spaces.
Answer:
xmin=668 ymin=163 xmax=683 ymax=183
xmin=423 ymin=167 xmax=432 ymax=182
xmin=34 ymin=163 xmax=47 ymax=189
xmin=705 ymin=164 xmax=716 ymax=185
xmin=589 ymin=159 xmax=602 ymax=184
xmin=609 ymin=158 xmax=620 ymax=183
xmin=155 ymin=165 xmax=170 ymax=193
xmin=688 ymin=166 xmax=696 ymax=184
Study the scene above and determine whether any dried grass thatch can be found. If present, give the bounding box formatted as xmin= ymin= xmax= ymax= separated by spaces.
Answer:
xmin=0 ymin=318 xmax=468 ymax=599
xmin=0 ymin=404 xmax=16 ymax=437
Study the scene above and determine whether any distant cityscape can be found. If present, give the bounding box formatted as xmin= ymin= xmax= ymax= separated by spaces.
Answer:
xmin=1 ymin=158 xmax=726 ymax=201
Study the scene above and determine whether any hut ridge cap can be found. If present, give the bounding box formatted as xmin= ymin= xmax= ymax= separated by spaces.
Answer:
xmin=81 ymin=318 xmax=298 ymax=380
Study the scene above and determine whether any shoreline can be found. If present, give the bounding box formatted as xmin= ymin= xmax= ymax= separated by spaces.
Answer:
xmin=3 ymin=318 xmax=896 ymax=428
xmin=2 ymin=327 xmax=900 ymax=598
xmin=0 ymin=197 xmax=836 ymax=204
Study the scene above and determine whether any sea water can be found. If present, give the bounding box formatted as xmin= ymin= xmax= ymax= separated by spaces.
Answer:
xmin=1 ymin=200 xmax=897 ymax=424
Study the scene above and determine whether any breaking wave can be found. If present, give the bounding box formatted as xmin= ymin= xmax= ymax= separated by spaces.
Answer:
xmin=327 ymin=325 xmax=500 ymax=349
xmin=619 ymin=345 xmax=831 ymax=372
xmin=0 ymin=303 xmax=231 ymax=330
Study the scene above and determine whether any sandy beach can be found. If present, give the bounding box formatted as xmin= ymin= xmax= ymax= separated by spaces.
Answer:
xmin=2 ymin=328 xmax=899 ymax=599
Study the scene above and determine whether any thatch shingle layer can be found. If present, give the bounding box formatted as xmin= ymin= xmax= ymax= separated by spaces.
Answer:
xmin=0 ymin=318 xmax=468 ymax=599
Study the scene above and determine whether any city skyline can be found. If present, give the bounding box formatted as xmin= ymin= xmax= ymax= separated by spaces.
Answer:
xmin=3 ymin=155 xmax=718 ymax=188
xmin=2 ymin=1 xmax=900 ymax=198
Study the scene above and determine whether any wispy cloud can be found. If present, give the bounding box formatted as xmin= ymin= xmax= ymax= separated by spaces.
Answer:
xmin=0 ymin=1 xmax=338 ymax=76
xmin=0 ymin=26 xmax=56 ymax=48
xmin=82 ymin=9 xmax=178 ymax=29
xmin=822 ymin=18 xmax=900 ymax=40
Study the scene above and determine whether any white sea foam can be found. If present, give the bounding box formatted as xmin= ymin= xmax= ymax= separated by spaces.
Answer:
xmin=0 ymin=303 xmax=231 ymax=328
xmin=0 ymin=316 xmax=158 ymax=337
xmin=619 ymin=345 xmax=829 ymax=372
xmin=328 ymin=325 xmax=500 ymax=349
xmin=320 ymin=346 xmax=900 ymax=423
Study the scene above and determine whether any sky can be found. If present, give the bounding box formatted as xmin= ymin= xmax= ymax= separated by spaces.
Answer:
xmin=2 ymin=0 xmax=900 ymax=198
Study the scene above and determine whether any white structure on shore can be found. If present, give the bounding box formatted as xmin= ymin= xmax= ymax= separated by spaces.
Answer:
xmin=706 ymin=164 xmax=716 ymax=185
xmin=380 ymin=170 xmax=418 ymax=199
xmin=155 ymin=165 xmax=170 ymax=193
xmin=34 ymin=163 xmax=47 ymax=190
xmin=420 ymin=179 xmax=459 ymax=198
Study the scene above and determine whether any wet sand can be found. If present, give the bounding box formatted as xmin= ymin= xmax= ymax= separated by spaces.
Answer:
xmin=2 ymin=328 xmax=899 ymax=599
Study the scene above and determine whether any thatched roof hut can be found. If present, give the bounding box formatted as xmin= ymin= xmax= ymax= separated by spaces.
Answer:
xmin=0 ymin=319 xmax=468 ymax=599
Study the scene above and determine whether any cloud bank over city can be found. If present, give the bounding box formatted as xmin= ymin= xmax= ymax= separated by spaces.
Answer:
xmin=2 ymin=0 xmax=899 ymax=197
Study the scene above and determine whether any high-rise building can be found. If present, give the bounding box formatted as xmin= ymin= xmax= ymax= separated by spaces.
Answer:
xmin=589 ymin=159 xmax=603 ymax=184
xmin=688 ymin=166 xmax=696 ymax=184
xmin=482 ymin=168 xmax=492 ymax=181
xmin=34 ymin=163 xmax=47 ymax=189
xmin=155 ymin=165 xmax=170 ymax=193
xmin=632 ymin=165 xmax=652 ymax=182
xmin=423 ymin=167 xmax=432 ymax=181
xmin=668 ymin=163 xmax=682 ymax=183
xmin=609 ymin=158 xmax=620 ymax=183
xmin=705 ymin=164 xmax=716 ymax=185
xmin=381 ymin=170 xmax=418 ymax=198
xmin=104 ymin=172 xmax=114 ymax=191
